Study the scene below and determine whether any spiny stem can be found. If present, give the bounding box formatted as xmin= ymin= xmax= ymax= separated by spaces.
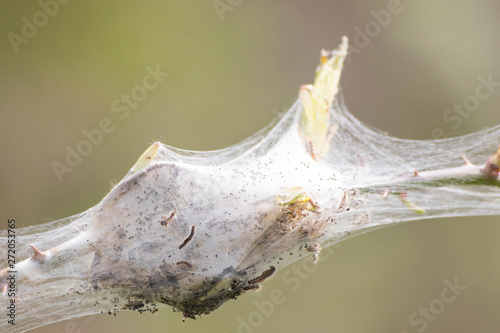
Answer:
xmin=1 ymin=37 xmax=499 ymax=333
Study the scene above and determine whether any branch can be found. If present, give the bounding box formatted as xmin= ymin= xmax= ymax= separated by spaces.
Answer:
xmin=1 ymin=37 xmax=499 ymax=332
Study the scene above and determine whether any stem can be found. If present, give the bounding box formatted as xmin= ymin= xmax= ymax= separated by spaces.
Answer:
xmin=1 ymin=37 xmax=499 ymax=333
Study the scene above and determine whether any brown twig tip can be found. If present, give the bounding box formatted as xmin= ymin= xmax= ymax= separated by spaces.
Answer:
xmin=482 ymin=146 xmax=500 ymax=179
xmin=29 ymin=244 xmax=46 ymax=261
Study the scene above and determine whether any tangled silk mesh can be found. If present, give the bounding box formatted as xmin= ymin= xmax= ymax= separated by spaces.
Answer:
xmin=1 ymin=93 xmax=500 ymax=331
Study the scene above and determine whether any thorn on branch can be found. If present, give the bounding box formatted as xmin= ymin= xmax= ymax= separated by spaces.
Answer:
xmin=460 ymin=154 xmax=473 ymax=166
xmin=29 ymin=244 xmax=46 ymax=262
xmin=397 ymin=170 xmax=420 ymax=179
xmin=338 ymin=190 xmax=350 ymax=212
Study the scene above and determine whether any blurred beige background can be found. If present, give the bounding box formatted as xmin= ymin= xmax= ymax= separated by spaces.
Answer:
xmin=2 ymin=0 xmax=500 ymax=332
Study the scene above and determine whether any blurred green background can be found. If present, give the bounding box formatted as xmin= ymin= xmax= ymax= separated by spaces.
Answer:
xmin=2 ymin=0 xmax=500 ymax=332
